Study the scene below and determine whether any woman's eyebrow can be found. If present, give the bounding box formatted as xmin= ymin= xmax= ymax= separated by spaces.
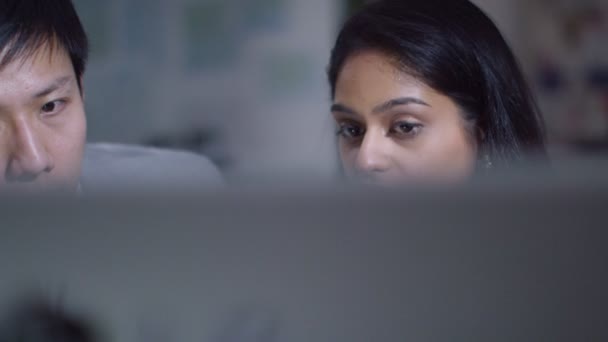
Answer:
xmin=331 ymin=103 xmax=359 ymax=116
xmin=372 ymin=97 xmax=430 ymax=114
xmin=331 ymin=97 xmax=430 ymax=117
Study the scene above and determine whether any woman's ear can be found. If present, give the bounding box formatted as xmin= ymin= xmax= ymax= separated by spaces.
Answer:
xmin=79 ymin=76 xmax=85 ymax=100
xmin=475 ymin=127 xmax=493 ymax=170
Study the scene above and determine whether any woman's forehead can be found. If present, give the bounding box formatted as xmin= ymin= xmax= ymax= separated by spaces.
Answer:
xmin=338 ymin=52 xmax=428 ymax=88
xmin=335 ymin=52 xmax=436 ymax=104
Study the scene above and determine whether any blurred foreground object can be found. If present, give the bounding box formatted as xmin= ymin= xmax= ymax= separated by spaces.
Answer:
xmin=0 ymin=297 xmax=99 ymax=342
xmin=1 ymin=155 xmax=607 ymax=341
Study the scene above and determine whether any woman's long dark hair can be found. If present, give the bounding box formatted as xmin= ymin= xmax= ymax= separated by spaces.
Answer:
xmin=328 ymin=0 xmax=547 ymax=167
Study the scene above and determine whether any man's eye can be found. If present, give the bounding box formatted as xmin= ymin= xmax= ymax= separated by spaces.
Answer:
xmin=391 ymin=121 xmax=422 ymax=137
xmin=41 ymin=100 xmax=66 ymax=115
xmin=337 ymin=123 xmax=365 ymax=139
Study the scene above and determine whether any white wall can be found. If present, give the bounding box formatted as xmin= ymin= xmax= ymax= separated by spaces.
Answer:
xmin=75 ymin=0 xmax=340 ymax=177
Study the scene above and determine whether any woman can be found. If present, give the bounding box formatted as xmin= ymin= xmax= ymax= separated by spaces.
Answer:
xmin=328 ymin=0 xmax=547 ymax=185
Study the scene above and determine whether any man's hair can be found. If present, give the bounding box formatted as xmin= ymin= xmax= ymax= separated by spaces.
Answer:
xmin=0 ymin=0 xmax=89 ymax=90
xmin=0 ymin=297 xmax=98 ymax=342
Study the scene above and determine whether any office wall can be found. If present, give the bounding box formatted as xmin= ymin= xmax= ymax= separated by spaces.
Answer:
xmin=75 ymin=0 xmax=340 ymax=177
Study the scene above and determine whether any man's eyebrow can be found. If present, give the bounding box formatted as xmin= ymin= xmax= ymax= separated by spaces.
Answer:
xmin=33 ymin=76 xmax=73 ymax=98
xmin=372 ymin=97 xmax=430 ymax=114
xmin=330 ymin=103 xmax=359 ymax=116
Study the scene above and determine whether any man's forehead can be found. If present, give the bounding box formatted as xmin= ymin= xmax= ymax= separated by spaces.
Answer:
xmin=0 ymin=46 xmax=75 ymax=108
xmin=0 ymin=39 xmax=72 ymax=75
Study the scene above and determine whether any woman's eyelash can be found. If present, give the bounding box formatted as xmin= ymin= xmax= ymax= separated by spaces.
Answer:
xmin=336 ymin=123 xmax=364 ymax=138
xmin=391 ymin=121 xmax=423 ymax=135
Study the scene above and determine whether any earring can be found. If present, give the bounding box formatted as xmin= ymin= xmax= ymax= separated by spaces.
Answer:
xmin=484 ymin=154 xmax=493 ymax=170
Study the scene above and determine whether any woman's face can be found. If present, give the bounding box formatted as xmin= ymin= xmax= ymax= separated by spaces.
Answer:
xmin=332 ymin=51 xmax=477 ymax=185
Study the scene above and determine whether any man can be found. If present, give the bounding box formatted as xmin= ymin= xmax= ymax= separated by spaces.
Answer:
xmin=0 ymin=0 xmax=87 ymax=193
xmin=0 ymin=0 xmax=221 ymax=193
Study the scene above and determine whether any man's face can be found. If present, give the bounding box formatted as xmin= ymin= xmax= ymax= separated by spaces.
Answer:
xmin=0 ymin=44 xmax=86 ymax=193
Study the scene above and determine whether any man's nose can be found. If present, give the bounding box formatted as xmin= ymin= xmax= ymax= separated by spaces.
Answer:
xmin=6 ymin=117 xmax=54 ymax=182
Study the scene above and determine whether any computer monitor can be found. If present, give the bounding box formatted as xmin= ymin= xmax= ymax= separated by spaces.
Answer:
xmin=1 ymin=159 xmax=607 ymax=342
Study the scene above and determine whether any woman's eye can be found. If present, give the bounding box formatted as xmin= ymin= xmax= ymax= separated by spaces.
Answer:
xmin=337 ymin=123 xmax=365 ymax=140
xmin=391 ymin=121 xmax=422 ymax=137
xmin=41 ymin=100 xmax=66 ymax=116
